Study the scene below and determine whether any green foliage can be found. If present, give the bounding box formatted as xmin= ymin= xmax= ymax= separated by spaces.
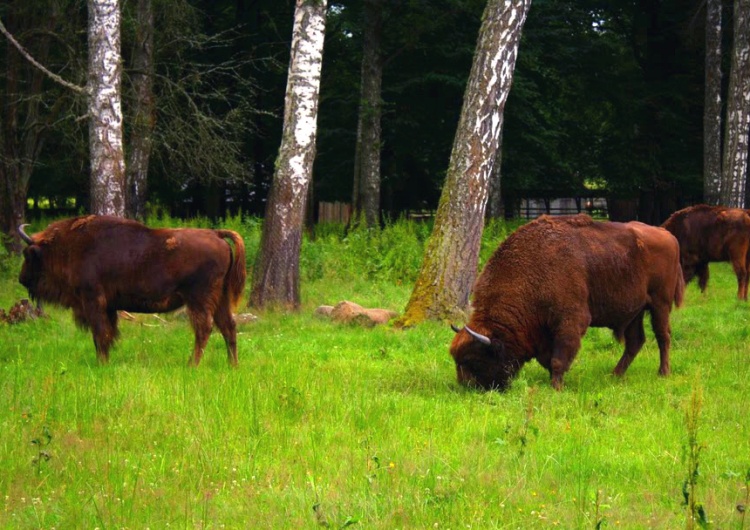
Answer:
xmin=2 ymin=218 xmax=750 ymax=528
xmin=302 ymin=218 xmax=433 ymax=285
xmin=0 ymin=243 xmax=11 ymax=273
xmin=503 ymin=0 xmax=703 ymax=206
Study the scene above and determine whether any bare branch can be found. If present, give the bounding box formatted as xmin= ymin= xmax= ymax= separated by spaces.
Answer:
xmin=0 ymin=16 xmax=86 ymax=95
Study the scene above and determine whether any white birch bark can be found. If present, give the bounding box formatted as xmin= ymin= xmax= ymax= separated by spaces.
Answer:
xmin=250 ymin=0 xmax=327 ymax=309
xmin=720 ymin=0 xmax=750 ymax=208
xmin=401 ymin=0 xmax=531 ymax=324
xmin=88 ymin=0 xmax=126 ymax=216
xmin=703 ymin=0 xmax=722 ymax=204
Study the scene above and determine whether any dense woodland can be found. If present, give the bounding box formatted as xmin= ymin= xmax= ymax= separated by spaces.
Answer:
xmin=0 ymin=0 xmax=744 ymax=230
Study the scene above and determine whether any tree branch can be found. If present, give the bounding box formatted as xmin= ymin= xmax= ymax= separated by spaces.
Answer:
xmin=0 ymin=16 xmax=86 ymax=95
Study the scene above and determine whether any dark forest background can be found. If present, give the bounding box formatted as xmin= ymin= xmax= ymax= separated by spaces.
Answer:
xmin=2 ymin=0 xmax=720 ymax=224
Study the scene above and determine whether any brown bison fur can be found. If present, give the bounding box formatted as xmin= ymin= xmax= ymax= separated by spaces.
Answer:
xmin=18 ymin=215 xmax=246 ymax=366
xmin=450 ymin=214 xmax=685 ymax=391
xmin=662 ymin=204 xmax=750 ymax=300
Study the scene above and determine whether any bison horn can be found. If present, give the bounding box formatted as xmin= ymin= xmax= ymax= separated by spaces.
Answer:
xmin=18 ymin=224 xmax=34 ymax=245
xmin=464 ymin=325 xmax=491 ymax=345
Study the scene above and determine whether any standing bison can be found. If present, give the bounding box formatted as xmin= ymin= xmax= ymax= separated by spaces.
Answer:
xmin=450 ymin=214 xmax=684 ymax=391
xmin=662 ymin=204 xmax=750 ymax=300
xmin=18 ymin=215 xmax=246 ymax=366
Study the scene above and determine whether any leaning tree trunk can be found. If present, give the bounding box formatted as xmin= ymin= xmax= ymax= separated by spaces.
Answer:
xmin=125 ymin=0 xmax=155 ymax=220
xmin=88 ymin=0 xmax=126 ymax=217
xmin=399 ymin=0 xmax=531 ymax=326
xmin=351 ymin=0 xmax=383 ymax=227
xmin=703 ymin=0 xmax=723 ymax=205
xmin=720 ymin=0 xmax=750 ymax=208
xmin=250 ymin=0 xmax=327 ymax=310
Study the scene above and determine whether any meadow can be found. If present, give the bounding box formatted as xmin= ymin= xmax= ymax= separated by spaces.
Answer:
xmin=0 ymin=217 xmax=748 ymax=529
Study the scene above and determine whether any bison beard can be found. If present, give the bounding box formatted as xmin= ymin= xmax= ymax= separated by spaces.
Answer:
xmin=18 ymin=216 xmax=246 ymax=366
xmin=450 ymin=214 xmax=685 ymax=391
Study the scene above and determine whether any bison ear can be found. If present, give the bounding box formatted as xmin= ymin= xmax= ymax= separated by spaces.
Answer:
xmin=24 ymin=245 xmax=42 ymax=261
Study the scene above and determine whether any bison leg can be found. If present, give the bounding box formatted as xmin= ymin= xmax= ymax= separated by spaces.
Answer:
xmin=214 ymin=301 xmax=238 ymax=367
xmin=649 ymin=303 xmax=672 ymax=376
xmin=88 ymin=305 xmax=119 ymax=364
xmin=696 ymin=263 xmax=709 ymax=293
xmin=730 ymin=259 xmax=749 ymax=301
xmin=613 ymin=311 xmax=646 ymax=376
xmin=549 ymin=332 xmax=583 ymax=391
xmin=187 ymin=308 xmax=213 ymax=367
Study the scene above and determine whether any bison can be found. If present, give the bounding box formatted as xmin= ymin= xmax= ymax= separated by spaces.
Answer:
xmin=450 ymin=214 xmax=684 ymax=391
xmin=661 ymin=204 xmax=750 ymax=300
xmin=18 ymin=215 xmax=246 ymax=366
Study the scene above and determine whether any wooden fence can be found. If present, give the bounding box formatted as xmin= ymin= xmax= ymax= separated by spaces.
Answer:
xmin=318 ymin=201 xmax=352 ymax=224
xmin=517 ymin=197 xmax=608 ymax=219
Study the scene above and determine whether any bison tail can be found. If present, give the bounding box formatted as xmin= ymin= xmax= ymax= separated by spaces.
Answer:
xmin=217 ymin=229 xmax=247 ymax=310
xmin=674 ymin=265 xmax=686 ymax=309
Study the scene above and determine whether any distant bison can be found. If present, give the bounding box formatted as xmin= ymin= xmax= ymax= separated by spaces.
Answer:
xmin=662 ymin=204 xmax=750 ymax=300
xmin=18 ymin=215 xmax=246 ymax=366
xmin=450 ymin=215 xmax=684 ymax=391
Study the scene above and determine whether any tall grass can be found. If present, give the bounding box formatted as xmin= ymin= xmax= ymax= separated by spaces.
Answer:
xmin=0 ymin=216 xmax=748 ymax=528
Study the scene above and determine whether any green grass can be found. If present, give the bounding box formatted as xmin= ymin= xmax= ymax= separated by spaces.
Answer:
xmin=1 ymin=218 xmax=749 ymax=529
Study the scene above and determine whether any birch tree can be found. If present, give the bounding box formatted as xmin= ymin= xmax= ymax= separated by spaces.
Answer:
xmin=703 ymin=0 xmax=722 ymax=205
xmin=250 ymin=0 xmax=327 ymax=309
xmin=88 ymin=0 xmax=126 ymax=216
xmin=399 ymin=0 xmax=531 ymax=326
xmin=720 ymin=0 xmax=750 ymax=208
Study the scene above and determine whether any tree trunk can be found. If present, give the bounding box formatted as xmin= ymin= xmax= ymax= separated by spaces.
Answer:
xmin=88 ymin=0 xmax=126 ymax=217
xmin=125 ymin=0 xmax=155 ymax=220
xmin=250 ymin=0 xmax=327 ymax=310
xmin=399 ymin=0 xmax=531 ymax=326
xmin=703 ymin=0 xmax=723 ymax=205
xmin=352 ymin=0 xmax=383 ymax=227
xmin=486 ymin=125 xmax=505 ymax=219
xmin=720 ymin=0 xmax=750 ymax=208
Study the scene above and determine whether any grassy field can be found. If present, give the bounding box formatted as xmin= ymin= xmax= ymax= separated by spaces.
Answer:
xmin=0 ymin=218 xmax=749 ymax=529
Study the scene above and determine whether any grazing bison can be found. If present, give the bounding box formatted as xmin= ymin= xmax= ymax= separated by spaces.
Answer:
xmin=18 ymin=215 xmax=246 ymax=366
xmin=662 ymin=204 xmax=750 ymax=300
xmin=450 ymin=214 xmax=684 ymax=391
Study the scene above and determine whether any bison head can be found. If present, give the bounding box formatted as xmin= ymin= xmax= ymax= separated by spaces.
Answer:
xmin=18 ymin=225 xmax=43 ymax=301
xmin=449 ymin=325 xmax=521 ymax=391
